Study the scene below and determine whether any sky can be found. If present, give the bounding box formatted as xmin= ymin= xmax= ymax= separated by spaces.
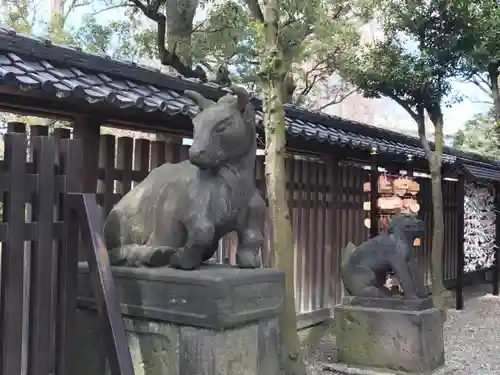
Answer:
xmin=40 ymin=0 xmax=494 ymax=136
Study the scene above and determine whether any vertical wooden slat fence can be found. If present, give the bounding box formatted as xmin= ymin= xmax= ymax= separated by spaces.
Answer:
xmin=416 ymin=177 xmax=461 ymax=287
xmin=0 ymin=126 xmax=82 ymax=375
xmin=1 ymin=132 xmax=28 ymax=375
xmin=29 ymin=134 xmax=56 ymax=375
xmin=56 ymin=133 xmax=82 ymax=375
xmin=443 ymin=180 xmax=461 ymax=282
xmin=96 ymin=135 xmax=190 ymax=215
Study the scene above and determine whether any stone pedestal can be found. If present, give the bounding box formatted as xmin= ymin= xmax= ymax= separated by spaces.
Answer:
xmin=75 ymin=262 xmax=284 ymax=375
xmin=332 ymin=296 xmax=446 ymax=374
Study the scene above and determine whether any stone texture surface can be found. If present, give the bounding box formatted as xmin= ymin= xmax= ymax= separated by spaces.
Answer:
xmin=341 ymin=296 xmax=433 ymax=311
xmin=124 ymin=319 xmax=180 ymax=375
xmin=334 ymin=304 xmax=445 ymax=373
xmin=76 ymin=309 xmax=109 ymax=375
xmin=76 ymin=310 xmax=180 ymax=375
xmin=77 ymin=262 xmax=284 ymax=329
xmin=258 ymin=319 xmax=282 ymax=375
xmin=299 ymin=318 xmax=337 ymax=364
xmin=76 ymin=308 xmax=279 ymax=375
xmin=324 ymin=362 xmax=454 ymax=375
xmin=76 ymin=263 xmax=284 ymax=374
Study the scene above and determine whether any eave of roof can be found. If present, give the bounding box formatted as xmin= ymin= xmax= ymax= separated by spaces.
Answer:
xmin=457 ymin=163 xmax=500 ymax=183
xmin=0 ymin=25 xmax=498 ymax=170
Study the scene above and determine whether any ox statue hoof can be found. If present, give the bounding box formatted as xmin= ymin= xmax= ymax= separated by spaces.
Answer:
xmin=236 ymin=250 xmax=262 ymax=269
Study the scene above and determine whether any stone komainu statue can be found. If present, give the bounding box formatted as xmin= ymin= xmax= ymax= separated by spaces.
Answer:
xmin=341 ymin=213 xmax=427 ymax=299
xmin=103 ymin=86 xmax=266 ymax=270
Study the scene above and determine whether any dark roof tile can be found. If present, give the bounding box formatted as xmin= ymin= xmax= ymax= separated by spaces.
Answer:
xmin=461 ymin=164 xmax=500 ymax=182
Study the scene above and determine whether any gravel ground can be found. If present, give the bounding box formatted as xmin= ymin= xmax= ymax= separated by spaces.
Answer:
xmin=444 ymin=284 xmax=500 ymax=374
xmin=306 ymin=283 xmax=500 ymax=375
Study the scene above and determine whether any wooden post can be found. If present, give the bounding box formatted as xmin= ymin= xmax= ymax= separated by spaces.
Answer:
xmin=456 ymin=174 xmax=465 ymax=310
xmin=493 ymin=182 xmax=500 ymax=296
xmin=72 ymin=116 xmax=101 ymax=193
xmin=56 ymin=138 xmax=82 ymax=375
xmin=28 ymin=136 xmax=56 ymax=375
xmin=1 ymin=133 xmax=28 ymax=375
xmin=370 ymin=153 xmax=378 ymax=238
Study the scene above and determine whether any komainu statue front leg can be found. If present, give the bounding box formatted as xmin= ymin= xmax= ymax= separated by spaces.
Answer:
xmin=235 ymin=193 xmax=265 ymax=268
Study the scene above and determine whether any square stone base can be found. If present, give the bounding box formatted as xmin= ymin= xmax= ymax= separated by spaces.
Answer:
xmin=334 ymin=303 xmax=445 ymax=373
xmin=75 ymin=263 xmax=284 ymax=375
xmin=76 ymin=309 xmax=281 ymax=375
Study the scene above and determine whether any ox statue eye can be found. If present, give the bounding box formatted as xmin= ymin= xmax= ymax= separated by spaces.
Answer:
xmin=213 ymin=122 xmax=229 ymax=134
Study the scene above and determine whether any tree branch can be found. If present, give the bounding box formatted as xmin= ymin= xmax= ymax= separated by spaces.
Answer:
xmin=387 ymin=94 xmax=433 ymax=157
xmin=128 ymin=0 xmax=207 ymax=81
xmin=243 ymin=0 xmax=264 ymax=22
xmin=471 ymin=74 xmax=493 ymax=97
xmin=61 ymin=0 xmax=92 ymax=27
xmin=416 ymin=107 xmax=433 ymax=158
xmin=90 ymin=4 xmax=132 ymax=17
xmin=315 ymin=89 xmax=356 ymax=111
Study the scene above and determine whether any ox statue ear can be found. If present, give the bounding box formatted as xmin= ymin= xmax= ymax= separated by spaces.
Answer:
xmin=229 ymin=84 xmax=250 ymax=112
xmin=184 ymin=90 xmax=215 ymax=110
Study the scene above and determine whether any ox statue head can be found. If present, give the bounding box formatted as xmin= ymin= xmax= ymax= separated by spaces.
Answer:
xmin=184 ymin=85 xmax=256 ymax=170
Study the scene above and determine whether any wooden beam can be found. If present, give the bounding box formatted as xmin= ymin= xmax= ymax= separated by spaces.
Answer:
xmin=455 ymin=174 xmax=465 ymax=310
xmin=493 ymin=182 xmax=500 ymax=296
xmin=370 ymin=153 xmax=379 ymax=238
xmin=72 ymin=117 xmax=101 ymax=194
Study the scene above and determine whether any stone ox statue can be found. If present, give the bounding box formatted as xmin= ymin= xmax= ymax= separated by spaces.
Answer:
xmin=341 ymin=213 xmax=427 ymax=299
xmin=103 ymin=86 xmax=266 ymax=270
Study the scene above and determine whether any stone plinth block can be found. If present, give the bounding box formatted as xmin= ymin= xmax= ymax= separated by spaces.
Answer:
xmin=334 ymin=298 xmax=445 ymax=374
xmin=76 ymin=262 xmax=284 ymax=375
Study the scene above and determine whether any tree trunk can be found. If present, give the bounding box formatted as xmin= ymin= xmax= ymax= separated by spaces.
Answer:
xmin=488 ymin=63 xmax=500 ymax=124
xmin=165 ymin=0 xmax=198 ymax=66
xmin=166 ymin=31 xmax=192 ymax=67
xmin=261 ymin=0 xmax=306 ymax=374
xmin=428 ymin=116 xmax=446 ymax=311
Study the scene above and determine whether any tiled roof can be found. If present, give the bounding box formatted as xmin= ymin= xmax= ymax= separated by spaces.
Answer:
xmin=460 ymin=164 xmax=500 ymax=183
xmin=0 ymin=25 xmax=498 ymax=169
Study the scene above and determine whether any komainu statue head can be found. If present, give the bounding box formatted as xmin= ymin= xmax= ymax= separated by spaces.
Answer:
xmin=388 ymin=213 xmax=424 ymax=243
xmin=184 ymin=85 xmax=256 ymax=170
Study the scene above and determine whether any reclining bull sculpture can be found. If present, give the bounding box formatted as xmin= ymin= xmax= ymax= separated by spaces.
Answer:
xmin=103 ymin=86 xmax=266 ymax=270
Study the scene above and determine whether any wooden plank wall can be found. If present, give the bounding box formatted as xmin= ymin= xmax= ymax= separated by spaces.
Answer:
xmin=417 ymin=178 xmax=461 ymax=286
xmin=0 ymin=124 xmax=81 ymax=375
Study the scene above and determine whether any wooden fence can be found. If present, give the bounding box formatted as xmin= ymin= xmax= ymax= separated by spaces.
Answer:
xmin=0 ymin=126 xmax=81 ymax=375
xmin=416 ymin=178 xmax=462 ymax=287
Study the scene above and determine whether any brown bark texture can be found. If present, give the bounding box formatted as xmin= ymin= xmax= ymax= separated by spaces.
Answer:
xmin=261 ymin=0 xmax=307 ymax=373
xmin=420 ymin=113 xmax=447 ymax=311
